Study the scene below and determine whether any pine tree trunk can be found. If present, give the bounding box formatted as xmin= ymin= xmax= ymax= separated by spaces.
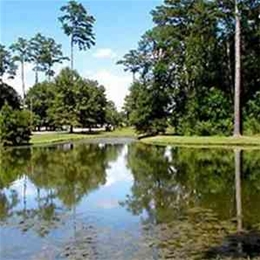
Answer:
xmin=133 ymin=72 xmax=136 ymax=83
xmin=71 ymin=38 xmax=74 ymax=70
xmin=35 ymin=65 xmax=39 ymax=85
xmin=234 ymin=0 xmax=241 ymax=136
xmin=226 ymin=40 xmax=233 ymax=100
xmin=21 ymin=60 xmax=25 ymax=106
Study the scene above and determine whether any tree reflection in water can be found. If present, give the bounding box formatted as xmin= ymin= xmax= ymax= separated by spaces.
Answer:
xmin=205 ymin=149 xmax=260 ymax=259
xmin=1 ymin=142 xmax=260 ymax=259
xmin=0 ymin=143 xmax=123 ymax=238
xmin=124 ymin=143 xmax=260 ymax=259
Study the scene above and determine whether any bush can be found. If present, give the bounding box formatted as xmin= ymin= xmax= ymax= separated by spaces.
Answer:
xmin=0 ymin=82 xmax=21 ymax=110
xmin=244 ymin=91 xmax=260 ymax=135
xmin=0 ymin=103 xmax=32 ymax=146
xmin=244 ymin=118 xmax=260 ymax=135
xmin=173 ymin=87 xmax=233 ymax=136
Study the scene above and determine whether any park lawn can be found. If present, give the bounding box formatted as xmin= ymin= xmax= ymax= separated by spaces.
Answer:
xmin=141 ymin=135 xmax=260 ymax=147
xmin=31 ymin=127 xmax=136 ymax=145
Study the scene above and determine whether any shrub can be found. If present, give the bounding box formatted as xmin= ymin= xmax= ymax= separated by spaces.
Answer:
xmin=0 ymin=103 xmax=32 ymax=146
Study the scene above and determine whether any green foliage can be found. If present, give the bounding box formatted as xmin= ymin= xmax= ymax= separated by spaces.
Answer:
xmin=48 ymin=68 xmax=80 ymax=130
xmin=0 ymin=103 xmax=31 ymax=146
xmin=105 ymin=101 xmax=121 ymax=129
xmin=42 ymin=67 xmax=109 ymax=131
xmin=244 ymin=91 xmax=260 ymax=135
xmin=59 ymin=0 xmax=95 ymax=69
xmin=29 ymin=33 xmax=48 ymax=83
xmin=25 ymin=81 xmax=55 ymax=129
xmin=40 ymin=37 xmax=68 ymax=79
xmin=119 ymin=0 xmax=260 ymax=136
xmin=10 ymin=38 xmax=31 ymax=64
xmin=124 ymin=81 xmax=168 ymax=135
xmin=0 ymin=44 xmax=17 ymax=80
xmin=0 ymin=83 xmax=20 ymax=110
xmin=29 ymin=34 xmax=68 ymax=82
xmin=59 ymin=0 xmax=95 ymax=50
xmin=76 ymin=79 xmax=107 ymax=128
xmin=176 ymin=88 xmax=233 ymax=136
xmin=23 ymin=67 xmax=120 ymax=132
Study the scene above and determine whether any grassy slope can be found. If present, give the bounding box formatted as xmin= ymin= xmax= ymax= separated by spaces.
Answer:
xmin=31 ymin=127 xmax=136 ymax=145
xmin=141 ymin=135 xmax=260 ymax=147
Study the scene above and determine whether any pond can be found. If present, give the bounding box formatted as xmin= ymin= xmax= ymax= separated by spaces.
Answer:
xmin=0 ymin=139 xmax=260 ymax=260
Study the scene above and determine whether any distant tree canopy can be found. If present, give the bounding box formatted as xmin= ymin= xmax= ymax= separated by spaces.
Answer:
xmin=119 ymin=0 xmax=260 ymax=135
xmin=25 ymin=67 xmax=120 ymax=132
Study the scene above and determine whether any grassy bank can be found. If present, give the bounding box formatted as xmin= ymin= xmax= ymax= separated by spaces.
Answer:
xmin=31 ymin=127 xmax=136 ymax=145
xmin=31 ymin=128 xmax=260 ymax=147
xmin=141 ymin=135 xmax=260 ymax=147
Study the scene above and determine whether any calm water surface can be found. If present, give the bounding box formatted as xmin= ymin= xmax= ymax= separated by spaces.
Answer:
xmin=0 ymin=139 xmax=260 ymax=259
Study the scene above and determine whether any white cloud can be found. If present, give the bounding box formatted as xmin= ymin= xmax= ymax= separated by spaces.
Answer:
xmin=86 ymin=69 xmax=132 ymax=109
xmin=93 ymin=48 xmax=117 ymax=59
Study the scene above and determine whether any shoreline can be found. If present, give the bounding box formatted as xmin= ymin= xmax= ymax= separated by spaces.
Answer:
xmin=140 ymin=135 xmax=260 ymax=148
xmin=3 ymin=129 xmax=260 ymax=147
xmin=30 ymin=128 xmax=136 ymax=146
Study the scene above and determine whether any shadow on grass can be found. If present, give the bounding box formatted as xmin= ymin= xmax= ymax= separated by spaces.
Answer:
xmin=204 ymin=231 xmax=260 ymax=259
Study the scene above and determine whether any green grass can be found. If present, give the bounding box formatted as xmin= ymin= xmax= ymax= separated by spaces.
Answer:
xmin=31 ymin=127 xmax=136 ymax=145
xmin=141 ymin=135 xmax=260 ymax=148
xmin=31 ymin=127 xmax=260 ymax=148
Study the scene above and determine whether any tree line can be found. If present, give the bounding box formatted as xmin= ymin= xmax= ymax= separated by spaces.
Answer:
xmin=118 ymin=0 xmax=260 ymax=136
xmin=26 ymin=68 xmax=121 ymax=132
xmin=0 ymin=0 xmax=121 ymax=146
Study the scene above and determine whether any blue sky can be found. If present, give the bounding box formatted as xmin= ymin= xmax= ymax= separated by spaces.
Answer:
xmin=0 ymin=0 xmax=162 ymax=109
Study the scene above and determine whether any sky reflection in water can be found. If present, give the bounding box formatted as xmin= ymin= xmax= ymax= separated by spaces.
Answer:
xmin=0 ymin=140 xmax=260 ymax=259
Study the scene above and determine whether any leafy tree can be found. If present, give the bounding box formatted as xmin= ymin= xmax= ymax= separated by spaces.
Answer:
xmin=120 ymin=0 xmax=260 ymax=136
xmin=0 ymin=83 xmax=20 ymax=110
xmin=40 ymin=37 xmax=68 ymax=80
xmin=117 ymin=50 xmax=143 ymax=82
xmin=49 ymin=67 xmax=80 ymax=132
xmin=105 ymin=100 xmax=121 ymax=130
xmin=0 ymin=103 xmax=31 ymax=146
xmin=124 ymin=81 xmax=168 ymax=135
xmin=10 ymin=38 xmax=31 ymax=101
xmin=25 ymin=81 xmax=55 ymax=130
xmin=49 ymin=68 xmax=111 ymax=132
xmin=29 ymin=33 xmax=47 ymax=84
xmin=76 ymin=79 xmax=107 ymax=130
xmin=244 ymin=91 xmax=260 ymax=135
xmin=0 ymin=44 xmax=17 ymax=82
xmin=59 ymin=0 xmax=95 ymax=70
